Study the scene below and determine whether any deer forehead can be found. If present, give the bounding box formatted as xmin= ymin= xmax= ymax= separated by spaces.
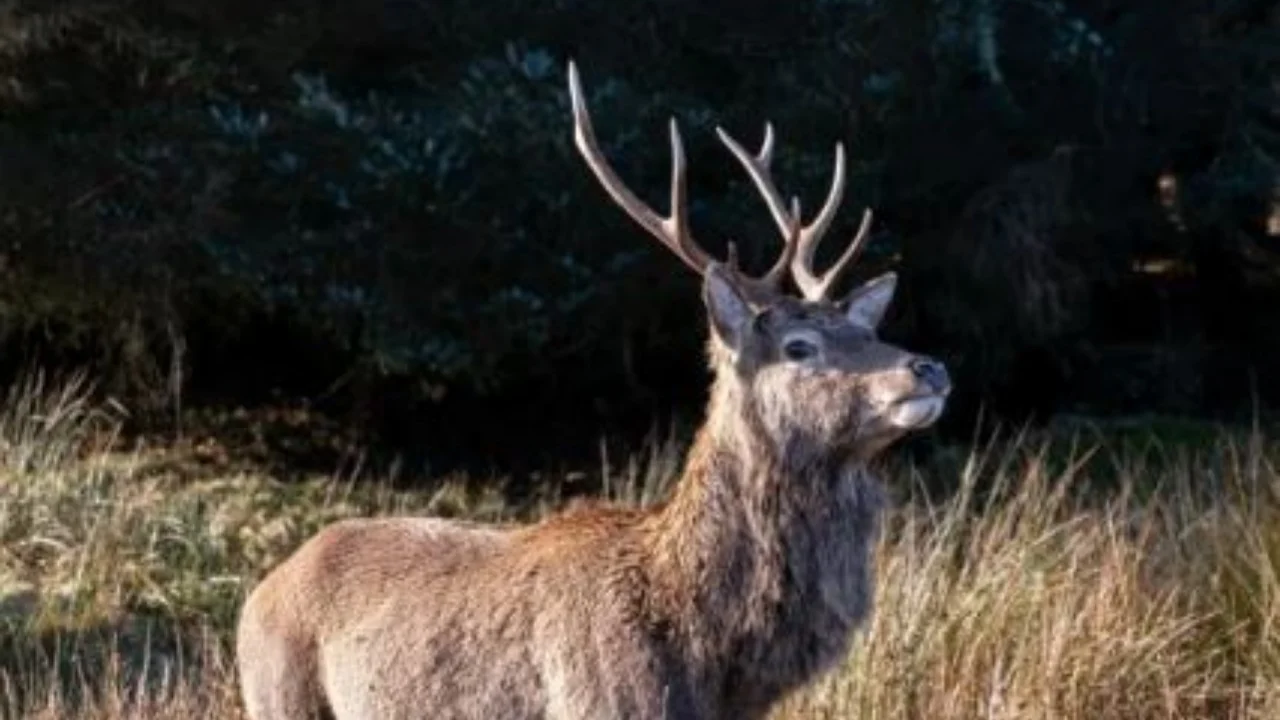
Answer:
xmin=758 ymin=301 xmax=849 ymax=332
xmin=763 ymin=308 xmax=878 ymax=348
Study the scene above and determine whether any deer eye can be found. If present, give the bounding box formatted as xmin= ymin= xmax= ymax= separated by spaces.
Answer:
xmin=782 ymin=338 xmax=818 ymax=361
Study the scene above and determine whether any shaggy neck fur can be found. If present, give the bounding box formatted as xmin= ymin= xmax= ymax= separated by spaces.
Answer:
xmin=639 ymin=343 xmax=884 ymax=716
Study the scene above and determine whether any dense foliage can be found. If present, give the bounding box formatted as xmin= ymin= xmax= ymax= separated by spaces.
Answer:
xmin=0 ymin=1 xmax=1277 ymax=459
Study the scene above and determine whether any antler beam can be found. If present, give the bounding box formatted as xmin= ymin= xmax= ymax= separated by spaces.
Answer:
xmin=568 ymin=62 xmax=712 ymax=276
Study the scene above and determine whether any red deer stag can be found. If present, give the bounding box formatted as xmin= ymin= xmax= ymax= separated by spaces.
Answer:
xmin=236 ymin=61 xmax=951 ymax=720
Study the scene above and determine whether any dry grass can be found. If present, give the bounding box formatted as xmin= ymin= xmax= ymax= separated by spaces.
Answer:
xmin=0 ymin=374 xmax=1278 ymax=718
xmin=777 ymin=433 xmax=1280 ymax=719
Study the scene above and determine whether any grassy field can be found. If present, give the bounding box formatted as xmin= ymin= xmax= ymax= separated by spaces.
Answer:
xmin=1 ymin=373 xmax=1279 ymax=719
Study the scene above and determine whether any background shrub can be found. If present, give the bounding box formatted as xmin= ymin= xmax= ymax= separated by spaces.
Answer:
xmin=0 ymin=0 xmax=1276 ymax=470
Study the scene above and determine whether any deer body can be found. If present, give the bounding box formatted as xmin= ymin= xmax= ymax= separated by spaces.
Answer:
xmin=237 ymin=61 xmax=950 ymax=720
xmin=240 ymin=384 xmax=885 ymax=719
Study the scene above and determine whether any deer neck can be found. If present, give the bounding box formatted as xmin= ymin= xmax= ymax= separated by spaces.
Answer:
xmin=641 ymin=369 xmax=884 ymax=694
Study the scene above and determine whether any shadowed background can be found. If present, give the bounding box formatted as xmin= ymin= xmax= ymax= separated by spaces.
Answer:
xmin=0 ymin=0 xmax=1277 ymax=481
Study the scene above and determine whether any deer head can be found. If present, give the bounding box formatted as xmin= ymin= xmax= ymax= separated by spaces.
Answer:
xmin=568 ymin=62 xmax=950 ymax=459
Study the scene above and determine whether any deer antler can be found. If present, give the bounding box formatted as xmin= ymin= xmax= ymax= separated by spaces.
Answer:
xmin=717 ymin=126 xmax=875 ymax=302
xmin=567 ymin=62 xmax=795 ymax=301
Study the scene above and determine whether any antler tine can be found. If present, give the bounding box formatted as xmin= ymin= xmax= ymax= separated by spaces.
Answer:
xmin=808 ymin=207 xmax=874 ymax=301
xmin=716 ymin=124 xmax=809 ymax=294
xmin=790 ymin=143 xmax=851 ymax=301
xmin=765 ymin=196 xmax=803 ymax=287
xmin=716 ymin=124 xmax=795 ymax=250
xmin=567 ymin=61 xmax=713 ymax=276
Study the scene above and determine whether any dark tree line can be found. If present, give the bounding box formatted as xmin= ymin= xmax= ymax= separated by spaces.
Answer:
xmin=0 ymin=0 xmax=1277 ymax=470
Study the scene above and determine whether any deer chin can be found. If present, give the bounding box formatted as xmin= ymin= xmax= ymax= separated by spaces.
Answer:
xmin=885 ymin=395 xmax=945 ymax=429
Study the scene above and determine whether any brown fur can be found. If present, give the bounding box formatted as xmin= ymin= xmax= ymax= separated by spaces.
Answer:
xmin=237 ymin=289 xmax=948 ymax=720
xmin=236 ymin=63 xmax=952 ymax=720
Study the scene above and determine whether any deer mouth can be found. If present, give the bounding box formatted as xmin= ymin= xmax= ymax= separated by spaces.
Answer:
xmin=886 ymin=393 xmax=947 ymax=429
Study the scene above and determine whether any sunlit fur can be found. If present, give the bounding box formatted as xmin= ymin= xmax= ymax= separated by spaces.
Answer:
xmin=235 ymin=264 xmax=949 ymax=720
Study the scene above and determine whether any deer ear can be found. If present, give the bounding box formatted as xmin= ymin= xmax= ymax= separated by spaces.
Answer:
xmin=842 ymin=271 xmax=897 ymax=329
xmin=703 ymin=264 xmax=753 ymax=350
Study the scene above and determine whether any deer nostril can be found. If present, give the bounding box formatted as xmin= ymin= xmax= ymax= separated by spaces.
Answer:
xmin=908 ymin=357 xmax=949 ymax=392
xmin=908 ymin=358 xmax=932 ymax=378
